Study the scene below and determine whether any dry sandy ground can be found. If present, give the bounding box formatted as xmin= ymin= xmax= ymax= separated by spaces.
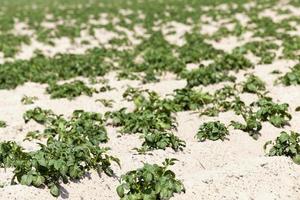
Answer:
xmin=1 ymin=3 xmax=300 ymax=200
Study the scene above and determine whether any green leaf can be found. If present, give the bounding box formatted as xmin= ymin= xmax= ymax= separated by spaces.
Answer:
xmin=50 ymin=184 xmax=60 ymax=197
xmin=293 ymin=155 xmax=300 ymax=164
xmin=20 ymin=175 xmax=33 ymax=186
xmin=33 ymin=176 xmax=45 ymax=187
xmin=116 ymin=185 xmax=125 ymax=197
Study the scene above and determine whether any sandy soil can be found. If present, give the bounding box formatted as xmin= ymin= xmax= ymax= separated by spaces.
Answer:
xmin=1 ymin=2 xmax=300 ymax=200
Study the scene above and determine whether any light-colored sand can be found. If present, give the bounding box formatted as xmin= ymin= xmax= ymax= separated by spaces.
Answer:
xmin=1 ymin=2 xmax=300 ymax=200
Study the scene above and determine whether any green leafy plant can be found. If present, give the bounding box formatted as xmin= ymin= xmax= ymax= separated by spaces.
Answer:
xmin=234 ymin=41 xmax=278 ymax=64
xmin=24 ymin=131 xmax=43 ymax=141
xmin=1 ymin=109 xmax=117 ymax=197
xmin=23 ymin=107 xmax=56 ymax=125
xmin=178 ymin=32 xmax=224 ymax=63
xmin=278 ymin=63 xmax=300 ymax=85
xmin=46 ymin=80 xmax=96 ymax=100
xmin=231 ymin=113 xmax=262 ymax=140
xmin=196 ymin=121 xmax=229 ymax=141
xmin=264 ymin=131 xmax=300 ymax=164
xmin=0 ymin=120 xmax=7 ymax=128
xmin=0 ymin=140 xmax=118 ymax=197
xmin=185 ymin=65 xmax=236 ymax=87
xmin=21 ymin=95 xmax=38 ymax=105
xmin=252 ymin=96 xmax=292 ymax=128
xmin=172 ymin=88 xmax=213 ymax=111
xmin=242 ymin=74 xmax=266 ymax=93
xmin=116 ymin=158 xmax=185 ymax=200
xmin=108 ymin=91 xmax=177 ymax=135
xmin=0 ymin=33 xmax=30 ymax=57
xmin=0 ymin=48 xmax=110 ymax=90
xmin=201 ymin=86 xmax=239 ymax=116
xmin=136 ymin=131 xmax=186 ymax=153
xmin=96 ymin=99 xmax=115 ymax=108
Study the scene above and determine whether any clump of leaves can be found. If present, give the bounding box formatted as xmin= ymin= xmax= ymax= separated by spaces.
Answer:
xmin=136 ymin=131 xmax=186 ymax=153
xmin=0 ymin=120 xmax=7 ymax=128
xmin=108 ymin=91 xmax=177 ymax=135
xmin=282 ymin=35 xmax=300 ymax=59
xmin=185 ymin=65 xmax=236 ymax=87
xmin=200 ymin=85 xmax=238 ymax=116
xmin=0 ymin=33 xmax=30 ymax=57
xmin=278 ymin=63 xmax=300 ymax=85
xmin=234 ymin=41 xmax=278 ymax=64
xmin=185 ymin=53 xmax=252 ymax=87
xmin=264 ymin=131 xmax=300 ymax=164
xmin=107 ymin=90 xmax=186 ymax=152
xmin=21 ymin=95 xmax=38 ymax=105
xmin=46 ymin=80 xmax=96 ymax=100
xmin=23 ymin=107 xmax=56 ymax=125
xmin=231 ymin=112 xmax=262 ymax=140
xmin=24 ymin=131 xmax=43 ymax=141
xmin=96 ymin=99 xmax=115 ymax=108
xmin=118 ymin=32 xmax=184 ymax=83
xmin=0 ymin=48 xmax=110 ymax=90
xmin=252 ymin=96 xmax=292 ymax=128
xmin=172 ymin=88 xmax=213 ymax=111
xmin=122 ymin=87 xmax=144 ymax=102
xmin=0 ymin=110 xmax=116 ymax=197
xmin=116 ymin=158 xmax=185 ymax=200
xmin=178 ymin=32 xmax=224 ymax=63
xmin=196 ymin=121 xmax=229 ymax=142
xmin=242 ymin=74 xmax=266 ymax=93
xmin=213 ymin=53 xmax=254 ymax=72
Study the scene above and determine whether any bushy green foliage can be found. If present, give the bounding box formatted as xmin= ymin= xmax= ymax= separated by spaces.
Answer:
xmin=0 ymin=33 xmax=30 ymax=57
xmin=23 ymin=107 xmax=56 ymax=125
xmin=118 ymin=32 xmax=184 ymax=83
xmin=108 ymin=91 xmax=177 ymax=135
xmin=0 ymin=48 xmax=110 ymax=89
xmin=242 ymin=74 xmax=266 ymax=93
xmin=21 ymin=95 xmax=38 ymax=105
xmin=279 ymin=64 xmax=300 ymax=85
xmin=172 ymin=88 xmax=213 ymax=111
xmin=231 ymin=113 xmax=262 ymax=140
xmin=264 ymin=131 xmax=300 ymax=164
xmin=234 ymin=41 xmax=278 ymax=64
xmin=178 ymin=32 xmax=224 ymax=63
xmin=107 ymin=90 xmax=186 ymax=152
xmin=201 ymin=85 xmax=238 ymax=116
xmin=213 ymin=53 xmax=253 ymax=72
xmin=0 ymin=109 xmax=118 ymax=197
xmin=252 ymin=96 xmax=291 ymax=128
xmin=185 ymin=65 xmax=236 ymax=87
xmin=137 ymin=131 xmax=186 ymax=153
xmin=185 ymin=53 xmax=252 ymax=87
xmin=116 ymin=159 xmax=185 ymax=200
xmin=96 ymin=99 xmax=115 ymax=108
xmin=46 ymin=80 xmax=96 ymax=100
xmin=282 ymin=36 xmax=300 ymax=59
xmin=196 ymin=121 xmax=229 ymax=141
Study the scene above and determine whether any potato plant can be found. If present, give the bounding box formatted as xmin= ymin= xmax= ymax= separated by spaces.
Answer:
xmin=21 ymin=95 xmax=38 ymax=105
xmin=242 ymin=74 xmax=266 ymax=94
xmin=46 ymin=80 xmax=96 ymax=100
xmin=279 ymin=64 xmax=300 ymax=85
xmin=0 ymin=109 xmax=117 ymax=197
xmin=252 ymin=96 xmax=292 ymax=128
xmin=264 ymin=131 xmax=300 ymax=164
xmin=196 ymin=121 xmax=229 ymax=142
xmin=23 ymin=107 xmax=56 ymax=125
xmin=136 ymin=131 xmax=186 ymax=153
xmin=116 ymin=159 xmax=185 ymax=200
